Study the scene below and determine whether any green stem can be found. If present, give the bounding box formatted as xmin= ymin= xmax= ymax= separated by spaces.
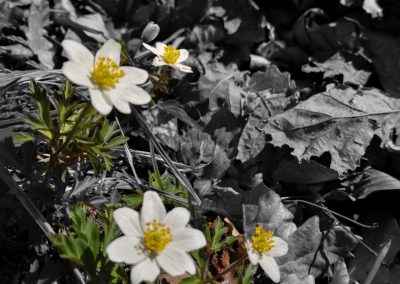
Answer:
xmin=51 ymin=102 xmax=91 ymax=160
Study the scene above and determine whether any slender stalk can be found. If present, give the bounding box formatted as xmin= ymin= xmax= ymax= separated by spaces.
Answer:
xmin=113 ymin=112 xmax=142 ymax=185
xmin=149 ymin=140 xmax=165 ymax=191
xmin=284 ymin=199 xmax=377 ymax=229
xmin=325 ymin=211 xmax=378 ymax=256
xmin=131 ymin=106 xmax=201 ymax=206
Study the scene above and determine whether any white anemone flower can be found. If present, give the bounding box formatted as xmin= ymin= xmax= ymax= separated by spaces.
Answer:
xmin=142 ymin=42 xmax=192 ymax=73
xmin=106 ymin=191 xmax=206 ymax=284
xmin=61 ymin=39 xmax=151 ymax=115
xmin=246 ymin=226 xmax=288 ymax=283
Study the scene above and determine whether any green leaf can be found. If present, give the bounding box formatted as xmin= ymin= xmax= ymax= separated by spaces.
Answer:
xmin=52 ymin=234 xmax=88 ymax=266
xmin=122 ymin=193 xmax=144 ymax=209
xmin=102 ymin=210 xmax=117 ymax=255
xmin=85 ymin=219 xmax=100 ymax=259
xmin=29 ymin=80 xmax=52 ymax=129
xmin=239 ymin=264 xmax=257 ymax=284
xmin=180 ymin=276 xmax=203 ymax=284
xmin=13 ymin=132 xmax=35 ymax=144
xmin=104 ymin=135 xmax=129 ymax=149
xmin=211 ymin=217 xmax=228 ymax=252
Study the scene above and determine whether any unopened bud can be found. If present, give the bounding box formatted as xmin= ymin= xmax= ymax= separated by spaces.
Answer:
xmin=141 ymin=22 xmax=160 ymax=43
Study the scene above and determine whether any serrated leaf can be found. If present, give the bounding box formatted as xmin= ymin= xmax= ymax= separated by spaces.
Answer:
xmin=122 ymin=193 xmax=144 ymax=209
xmin=302 ymin=52 xmax=371 ymax=86
xmin=239 ymin=264 xmax=257 ymax=284
xmin=263 ymin=87 xmax=400 ymax=176
xmin=85 ymin=219 xmax=100 ymax=259
xmin=237 ymin=90 xmax=295 ymax=162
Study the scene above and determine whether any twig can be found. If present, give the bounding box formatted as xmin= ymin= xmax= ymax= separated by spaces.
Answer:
xmin=284 ymin=199 xmax=377 ymax=229
xmin=212 ymin=253 xmax=249 ymax=282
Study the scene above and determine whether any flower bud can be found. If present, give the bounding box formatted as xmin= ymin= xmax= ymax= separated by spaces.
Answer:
xmin=141 ymin=22 xmax=160 ymax=43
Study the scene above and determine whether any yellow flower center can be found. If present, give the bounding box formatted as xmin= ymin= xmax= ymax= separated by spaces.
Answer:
xmin=91 ymin=57 xmax=125 ymax=89
xmin=143 ymin=220 xmax=172 ymax=253
xmin=163 ymin=46 xmax=180 ymax=64
xmin=251 ymin=226 xmax=275 ymax=254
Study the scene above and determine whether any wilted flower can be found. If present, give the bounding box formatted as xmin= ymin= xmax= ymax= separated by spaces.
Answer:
xmin=62 ymin=39 xmax=151 ymax=115
xmin=106 ymin=191 xmax=206 ymax=284
xmin=142 ymin=42 xmax=192 ymax=73
xmin=246 ymin=226 xmax=288 ymax=283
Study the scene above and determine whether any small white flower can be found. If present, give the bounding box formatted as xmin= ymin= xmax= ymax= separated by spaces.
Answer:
xmin=106 ymin=191 xmax=206 ymax=284
xmin=246 ymin=226 xmax=288 ymax=283
xmin=62 ymin=39 xmax=151 ymax=115
xmin=142 ymin=42 xmax=192 ymax=73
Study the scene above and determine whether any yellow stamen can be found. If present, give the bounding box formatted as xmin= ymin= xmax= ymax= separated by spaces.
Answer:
xmin=143 ymin=220 xmax=172 ymax=253
xmin=163 ymin=46 xmax=180 ymax=64
xmin=91 ymin=57 xmax=125 ymax=89
xmin=251 ymin=226 xmax=275 ymax=254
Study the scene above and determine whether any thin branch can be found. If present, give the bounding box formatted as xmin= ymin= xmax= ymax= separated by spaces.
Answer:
xmin=284 ymin=199 xmax=377 ymax=229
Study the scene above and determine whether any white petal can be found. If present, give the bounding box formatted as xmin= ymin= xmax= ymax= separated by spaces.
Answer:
xmin=267 ymin=237 xmax=288 ymax=257
xmin=141 ymin=191 xmax=167 ymax=228
xmin=155 ymin=42 xmax=167 ymax=55
xmin=248 ymin=250 xmax=260 ymax=265
xmin=259 ymin=255 xmax=280 ymax=283
xmin=105 ymin=89 xmax=132 ymax=114
xmin=113 ymin=208 xmax=143 ymax=238
xmin=130 ymin=258 xmax=160 ymax=284
xmin=143 ymin=42 xmax=163 ymax=56
xmin=95 ymin=39 xmax=121 ymax=65
xmin=176 ymin=49 xmax=189 ymax=63
xmin=61 ymin=40 xmax=94 ymax=67
xmin=111 ymin=83 xmax=151 ymax=106
xmin=106 ymin=236 xmax=145 ymax=265
xmin=117 ymin=72 xmax=151 ymax=104
xmin=126 ymin=85 xmax=152 ymax=105
xmin=152 ymin=56 xmax=166 ymax=67
xmin=89 ymin=89 xmax=113 ymax=115
xmin=156 ymin=246 xmax=196 ymax=276
xmin=174 ymin=63 xmax=192 ymax=73
xmin=120 ymin=66 xmax=148 ymax=85
xmin=169 ymin=228 xmax=206 ymax=252
xmin=62 ymin=61 xmax=92 ymax=87
xmin=163 ymin=207 xmax=190 ymax=231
